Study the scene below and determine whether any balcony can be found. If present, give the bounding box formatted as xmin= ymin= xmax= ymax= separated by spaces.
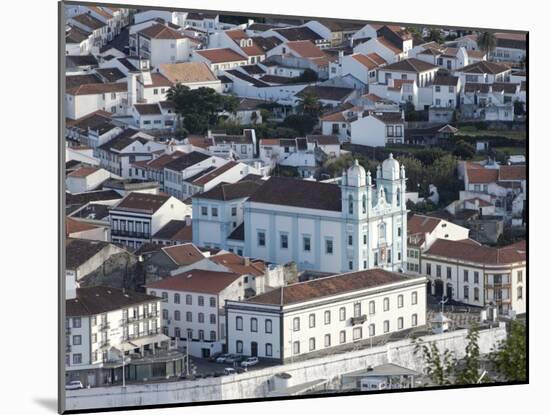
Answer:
xmin=98 ymin=322 xmax=110 ymax=331
xmin=111 ymin=230 xmax=150 ymax=239
xmin=124 ymin=327 xmax=161 ymax=341
xmin=98 ymin=339 xmax=110 ymax=348
xmin=122 ymin=310 xmax=159 ymax=324
xmin=350 ymin=315 xmax=367 ymax=325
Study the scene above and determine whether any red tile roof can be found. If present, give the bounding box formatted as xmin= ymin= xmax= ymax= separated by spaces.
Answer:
xmin=499 ymin=165 xmax=526 ymax=181
xmin=67 ymin=82 xmax=127 ymax=96
xmin=139 ymin=23 xmax=185 ymax=39
xmin=210 ymin=252 xmax=266 ymax=276
xmin=351 ymin=53 xmax=382 ymax=70
xmin=424 ymin=239 xmax=526 ymax=265
xmin=162 ymin=243 xmax=204 ymax=266
xmin=66 ymin=217 xmax=102 ymax=235
xmin=192 ymin=161 xmax=238 ymax=186
xmin=467 ymin=167 xmax=499 ymax=184
xmin=146 ymin=269 xmax=241 ymax=294
xmin=247 ymin=268 xmax=412 ymax=305
xmin=196 ymin=48 xmax=247 ymax=63
xmin=67 ymin=166 xmax=101 ymax=178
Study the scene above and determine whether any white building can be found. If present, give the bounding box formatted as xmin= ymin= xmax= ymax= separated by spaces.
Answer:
xmin=66 ymin=166 xmax=112 ymax=193
xmin=65 ymin=284 xmax=180 ymax=388
xmin=194 ymin=155 xmax=409 ymax=274
xmin=422 ymin=239 xmax=526 ymax=315
xmin=65 ymin=83 xmax=128 ymax=120
xmin=109 ymin=192 xmax=191 ymax=249
xmin=146 ymin=268 xmax=248 ymax=357
xmin=349 ymin=111 xmax=405 ymax=147
xmin=225 ymin=268 xmax=426 ymax=362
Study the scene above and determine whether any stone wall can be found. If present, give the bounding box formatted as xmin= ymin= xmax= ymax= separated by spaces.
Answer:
xmin=65 ymin=325 xmax=506 ymax=411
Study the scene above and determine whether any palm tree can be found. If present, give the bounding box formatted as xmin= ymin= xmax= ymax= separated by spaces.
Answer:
xmin=477 ymin=31 xmax=497 ymax=57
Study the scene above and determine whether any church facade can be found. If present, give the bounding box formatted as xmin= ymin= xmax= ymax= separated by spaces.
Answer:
xmin=193 ymin=154 xmax=408 ymax=274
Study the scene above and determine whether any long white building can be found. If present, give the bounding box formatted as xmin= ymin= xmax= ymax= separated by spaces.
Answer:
xmin=225 ymin=268 xmax=426 ymax=362
xmin=194 ymin=154 xmax=409 ymax=274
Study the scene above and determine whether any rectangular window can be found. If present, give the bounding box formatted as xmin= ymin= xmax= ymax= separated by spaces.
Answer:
xmin=339 ymin=307 xmax=346 ymax=321
xmin=211 ymin=207 xmax=218 ymax=217
xmin=325 ymin=239 xmax=333 ymax=254
xmin=186 ymin=295 xmax=192 ymax=305
xmin=348 ymin=235 xmax=353 ymax=246
xmin=464 ymin=286 xmax=470 ymax=299
xmin=353 ymin=327 xmax=363 ymax=340
xmin=436 ymin=265 xmax=442 ymax=278
xmin=474 ymin=272 xmax=480 ymax=284
xmin=412 ymin=314 xmax=418 ymax=327
xmin=251 ymin=318 xmax=258 ymax=332
xmin=309 ymin=337 xmax=316 ymax=351
xmin=426 ymin=263 xmax=432 ymax=276
xmin=340 ymin=330 xmax=346 ymax=344
xmin=309 ymin=313 xmax=316 ymax=328
xmin=383 ymin=320 xmax=390 ymax=333
xmin=293 ymin=341 xmax=300 ymax=355
xmin=517 ymin=287 xmax=523 ymax=299
xmin=231 ymin=207 xmax=237 ymax=216
xmin=447 ymin=267 xmax=452 ymax=279
xmin=354 ymin=303 xmax=361 ymax=318
xmin=72 ymin=335 xmax=82 ymax=345
xmin=280 ymin=233 xmax=288 ymax=249
xmin=412 ymin=292 xmax=418 ymax=305
xmin=398 ymin=317 xmax=404 ymax=330
xmin=464 ymin=270 xmax=469 ymax=282
xmin=398 ymin=295 xmax=404 ymax=308
xmin=369 ymin=301 xmax=375 ymax=315
xmin=201 ymin=206 xmax=208 ymax=216
xmin=303 ymin=236 xmax=311 ymax=252
xmin=266 ymin=343 xmax=273 ymax=356
xmin=324 ymin=310 xmax=331 ymax=325
xmin=265 ymin=319 xmax=272 ymax=333
xmin=517 ymin=270 xmax=523 ymax=283
xmin=72 ymin=317 xmax=81 ymax=328
xmin=210 ymin=297 xmax=216 ymax=307
xmin=257 ymin=231 xmax=266 ymax=247
xmin=293 ymin=317 xmax=300 ymax=331
xmin=324 ymin=334 xmax=331 ymax=347
xmin=186 ymin=312 xmax=192 ymax=322
xmin=369 ymin=324 xmax=375 ymax=337
xmin=236 ymin=341 xmax=243 ymax=354
xmin=198 ymin=296 xmax=204 ymax=306
xmin=72 ymin=354 xmax=82 ymax=364
xmin=383 ymin=297 xmax=390 ymax=311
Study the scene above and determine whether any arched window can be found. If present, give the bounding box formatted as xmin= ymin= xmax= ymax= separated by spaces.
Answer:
xmin=348 ymin=194 xmax=353 ymax=214
xmin=362 ymin=193 xmax=367 ymax=214
xmin=396 ymin=188 xmax=401 ymax=206
xmin=379 ymin=222 xmax=386 ymax=241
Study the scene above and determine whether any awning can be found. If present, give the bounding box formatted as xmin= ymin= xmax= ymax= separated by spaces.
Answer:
xmin=120 ymin=333 xmax=170 ymax=350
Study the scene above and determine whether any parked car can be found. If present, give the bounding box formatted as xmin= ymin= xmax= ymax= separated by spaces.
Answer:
xmin=224 ymin=367 xmax=236 ymax=375
xmin=215 ymin=354 xmax=230 ymax=363
xmin=208 ymin=352 xmax=223 ymax=362
xmin=65 ymin=381 xmax=83 ymax=390
xmin=226 ymin=354 xmax=244 ymax=364
xmin=241 ymin=356 xmax=259 ymax=367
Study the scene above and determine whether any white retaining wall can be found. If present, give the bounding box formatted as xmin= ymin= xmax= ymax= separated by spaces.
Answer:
xmin=65 ymin=325 xmax=507 ymax=411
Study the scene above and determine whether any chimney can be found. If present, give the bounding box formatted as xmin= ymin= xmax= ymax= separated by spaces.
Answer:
xmin=185 ymin=215 xmax=192 ymax=226
xmin=244 ymin=257 xmax=250 ymax=266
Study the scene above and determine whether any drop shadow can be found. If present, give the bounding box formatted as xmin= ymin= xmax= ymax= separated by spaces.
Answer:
xmin=34 ymin=398 xmax=58 ymax=413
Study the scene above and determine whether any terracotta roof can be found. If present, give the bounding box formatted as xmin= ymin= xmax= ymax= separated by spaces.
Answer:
xmin=499 ymin=165 xmax=526 ymax=181
xmin=247 ymin=268 xmax=412 ymax=305
xmin=248 ymin=176 xmax=342 ymax=212
xmin=66 ymin=25 xmax=91 ymax=44
xmin=197 ymin=179 xmax=265 ymax=201
xmin=85 ymin=5 xmax=113 ymax=19
xmin=307 ymin=135 xmax=340 ymax=145
xmin=273 ymin=26 xmax=324 ymax=42
xmin=153 ymin=219 xmax=193 ymax=242
xmin=296 ymin=85 xmax=354 ymax=101
xmin=464 ymin=198 xmax=493 ymax=207
xmin=140 ymin=73 xmax=173 ymax=88
xmin=66 ymin=217 xmax=102 ymax=235
xmin=159 ymin=62 xmax=217 ymax=84
xmin=164 ymin=151 xmax=211 ymax=172
xmin=321 ymin=110 xmax=346 ymax=122
xmin=140 ymin=23 xmax=184 ymax=39
xmin=286 ymin=40 xmax=325 ymax=58
xmin=195 ymin=48 xmax=247 ymax=63
xmin=351 ymin=53 xmax=383 ymax=70
xmin=466 ymin=50 xmax=486 ymax=59
xmin=210 ymin=252 xmax=265 ymax=276
xmin=381 ymin=58 xmax=438 ymax=73
xmin=408 ymin=214 xmax=442 ymax=235
xmin=162 ymin=243 xmax=204 ymax=266
xmin=433 ymin=74 xmax=459 ymax=86
xmin=134 ymin=103 xmax=161 ymax=115
xmin=95 ymin=67 xmax=126 ymax=82
xmin=252 ymin=36 xmax=282 ymax=52
xmin=67 ymin=166 xmax=101 ymax=178
xmin=66 ymin=238 xmax=110 ymax=270
xmin=113 ymin=192 xmax=171 ymax=214
xmin=456 ymin=61 xmax=510 ymax=74
xmin=366 ymin=53 xmax=387 ymax=66
xmin=72 ymin=13 xmax=106 ymax=30
xmin=225 ymin=29 xmax=264 ymax=56
xmin=67 ymin=82 xmax=127 ymax=96
xmin=146 ymin=269 xmax=241 ymax=294
xmin=67 ymin=286 xmax=158 ymax=317
xmin=136 ymin=152 xmax=187 ymax=171
xmin=467 ymin=167 xmax=499 ymax=184
xmin=186 ymin=136 xmax=213 ymax=149
xmin=424 ymin=239 xmax=526 ymax=265
xmin=377 ymin=37 xmax=403 ymax=54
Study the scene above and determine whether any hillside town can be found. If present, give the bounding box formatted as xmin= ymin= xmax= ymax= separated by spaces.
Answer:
xmin=63 ymin=4 xmax=527 ymax=411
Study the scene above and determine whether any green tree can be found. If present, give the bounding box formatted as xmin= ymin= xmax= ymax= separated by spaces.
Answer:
xmin=478 ymin=31 xmax=497 ymax=57
xmin=513 ymin=100 xmax=525 ymax=116
xmin=427 ymin=28 xmax=443 ymax=43
xmin=455 ymin=325 xmax=486 ymax=385
xmin=400 ymin=156 xmax=423 ymax=192
xmin=414 ymin=339 xmax=456 ymax=386
xmin=489 ymin=321 xmax=527 ymax=382
xmin=296 ymin=90 xmax=322 ymax=118
xmin=453 ymin=140 xmax=476 ymax=159
xmin=294 ymin=68 xmax=319 ymax=83
xmin=283 ymin=114 xmax=318 ymax=135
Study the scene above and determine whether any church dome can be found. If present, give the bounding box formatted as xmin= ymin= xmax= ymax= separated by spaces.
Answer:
xmin=346 ymin=159 xmax=366 ymax=187
xmin=381 ymin=153 xmax=400 ymax=180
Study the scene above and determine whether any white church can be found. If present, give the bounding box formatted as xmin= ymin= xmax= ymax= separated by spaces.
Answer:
xmin=192 ymin=154 xmax=408 ymax=274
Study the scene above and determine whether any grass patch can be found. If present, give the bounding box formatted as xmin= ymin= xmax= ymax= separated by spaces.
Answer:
xmin=457 ymin=128 xmax=526 ymax=141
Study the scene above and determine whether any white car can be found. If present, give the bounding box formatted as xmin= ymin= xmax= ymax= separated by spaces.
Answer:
xmin=65 ymin=380 xmax=84 ymax=390
xmin=216 ymin=354 xmax=230 ymax=363
xmin=241 ymin=357 xmax=259 ymax=367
